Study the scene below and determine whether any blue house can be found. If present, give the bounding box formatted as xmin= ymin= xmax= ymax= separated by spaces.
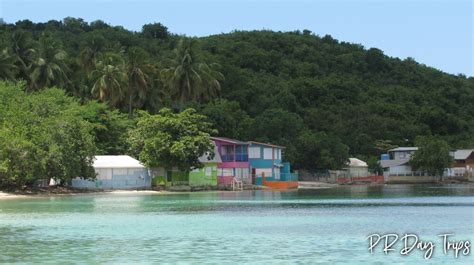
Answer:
xmin=248 ymin=141 xmax=297 ymax=186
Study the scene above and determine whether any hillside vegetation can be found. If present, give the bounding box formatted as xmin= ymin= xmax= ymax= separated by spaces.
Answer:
xmin=0 ymin=18 xmax=473 ymax=171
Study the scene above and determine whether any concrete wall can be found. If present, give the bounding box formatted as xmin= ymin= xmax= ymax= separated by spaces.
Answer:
xmin=385 ymin=175 xmax=441 ymax=183
xmin=151 ymin=164 xmax=218 ymax=187
xmin=189 ymin=163 xmax=218 ymax=187
xmin=72 ymin=167 xmax=150 ymax=189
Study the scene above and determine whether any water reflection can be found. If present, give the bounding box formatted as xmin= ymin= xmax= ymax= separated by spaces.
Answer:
xmin=0 ymin=184 xmax=473 ymax=264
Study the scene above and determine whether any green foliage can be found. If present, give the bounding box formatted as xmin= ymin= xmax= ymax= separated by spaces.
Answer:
xmin=128 ymin=108 xmax=217 ymax=171
xmin=1 ymin=18 xmax=473 ymax=172
xmin=161 ymin=38 xmax=224 ymax=107
xmin=201 ymin=99 xmax=252 ymax=140
xmin=410 ymin=136 xmax=453 ymax=177
xmin=0 ymin=81 xmax=97 ymax=187
xmin=296 ymin=131 xmax=349 ymax=170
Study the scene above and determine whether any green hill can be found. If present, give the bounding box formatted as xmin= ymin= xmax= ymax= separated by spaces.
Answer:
xmin=1 ymin=19 xmax=473 ymax=170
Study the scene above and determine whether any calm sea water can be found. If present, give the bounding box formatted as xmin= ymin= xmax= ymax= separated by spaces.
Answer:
xmin=0 ymin=184 xmax=473 ymax=264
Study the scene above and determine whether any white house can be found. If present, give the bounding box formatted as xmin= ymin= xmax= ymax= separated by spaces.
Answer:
xmin=346 ymin=157 xmax=369 ymax=177
xmin=379 ymin=147 xmax=419 ymax=176
xmin=71 ymin=155 xmax=151 ymax=189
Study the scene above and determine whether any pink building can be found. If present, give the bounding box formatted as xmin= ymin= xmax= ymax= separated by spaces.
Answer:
xmin=210 ymin=137 xmax=250 ymax=185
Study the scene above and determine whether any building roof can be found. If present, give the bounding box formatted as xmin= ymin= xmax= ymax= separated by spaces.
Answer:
xmin=388 ymin=147 xmax=418 ymax=152
xmin=348 ymin=158 xmax=368 ymax=167
xmin=247 ymin=141 xmax=285 ymax=148
xmin=93 ymin=155 xmax=146 ymax=169
xmin=379 ymin=159 xmax=410 ymax=168
xmin=198 ymin=145 xmax=222 ymax=163
xmin=452 ymin=149 xmax=474 ymax=160
xmin=210 ymin=136 xmax=249 ymax=145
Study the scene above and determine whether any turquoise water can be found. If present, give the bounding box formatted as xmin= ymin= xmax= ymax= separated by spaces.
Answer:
xmin=0 ymin=184 xmax=473 ymax=264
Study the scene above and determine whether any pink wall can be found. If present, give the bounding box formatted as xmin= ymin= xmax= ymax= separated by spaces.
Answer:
xmin=217 ymin=161 xmax=249 ymax=168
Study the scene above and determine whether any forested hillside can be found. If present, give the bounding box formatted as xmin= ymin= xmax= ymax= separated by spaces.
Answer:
xmin=1 ymin=18 xmax=473 ymax=170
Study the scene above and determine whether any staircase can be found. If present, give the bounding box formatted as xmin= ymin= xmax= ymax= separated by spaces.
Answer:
xmin=232 ymin=177 xmax=243 ymax=191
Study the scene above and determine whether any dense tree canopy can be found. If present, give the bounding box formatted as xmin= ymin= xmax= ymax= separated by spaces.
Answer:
xmin=411 ymin=136 xmax=453 ymax=177
xmin=0 ymin=18 xmax=473 ymax=172
xmin=0 ymin=82 xmax=98 ymax=187
xmin=128 ymin=108 xmax=216 ymax=171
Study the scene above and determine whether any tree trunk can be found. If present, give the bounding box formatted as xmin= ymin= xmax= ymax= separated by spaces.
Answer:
xmin=128 ymin=91 xmax=133 ymax=119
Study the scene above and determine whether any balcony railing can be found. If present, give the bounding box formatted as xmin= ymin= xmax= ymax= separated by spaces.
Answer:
xmin=280 ymin=173 xmax=298 ymax=181
xmin=235 ymin=154 xmax=248 ymax=162
xmin=221 ymin=154 xmax=248 ymax=162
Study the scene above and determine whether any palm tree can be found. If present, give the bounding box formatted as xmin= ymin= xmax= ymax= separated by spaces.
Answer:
xmin=28 ymin=36 xmax=69 ymax=91
xmin=78 ymin=33 xmax=106 ymax=75
xmin=91 ymin=53 xmax=127 ymax=108
xmin=10 ymin=30 xmax=36 ymax=81
xmin=161 ymin=38 xmax=224 ymax=109
xmin=126 ymin=47 xmax=153 ymax=118
xmin=0 ymin=49 xmax=18 ymax=80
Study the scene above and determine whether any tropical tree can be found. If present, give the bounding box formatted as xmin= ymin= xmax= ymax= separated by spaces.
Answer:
xmin=91 ymin=53 xmax=127 ymax=108
xmin=161 ymin=38 xmax=224 ymax=109
xmin=0 ymin=49 xmax=17 ymax=80
xmin=78 ymin=33 xmax=106 ymax=75
xmin=10 ymin=30 xmax=36 ymax=81
xmin=126 ymin=47 xmax=153 ymax=118
xmin=410 ymin=136 xmax=453 ymax=179
xmin=28 ymin=36 xmax=69 ymax=91
xmin=128 ymin=108 xmax=217 ymax=171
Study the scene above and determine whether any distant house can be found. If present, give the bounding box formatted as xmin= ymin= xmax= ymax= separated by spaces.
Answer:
xmin=451 ymin=149 xmax=474 ymax=168
xmin=346 ymin=158 xmax=369 ymax=177
xmin=379 ymin=147 xmax=419 ymax=176
xmin=446 ymin=149 xmax=474 ymax=179
xmin=211 ymin=137 xmax=250 ymax=185
xmin=150 ymin=143 xmax=222 ymax=188
xmin=188 ymin=145 xmax=222 ymax=187
xmin=72 ymin=155 xmax=151 ymax=189
xmin=248 ymin=141 xmax=298 ymax=188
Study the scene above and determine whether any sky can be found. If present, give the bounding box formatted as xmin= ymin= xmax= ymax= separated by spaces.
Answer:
xmin=1 ymin=0 xmax=472 ymax=76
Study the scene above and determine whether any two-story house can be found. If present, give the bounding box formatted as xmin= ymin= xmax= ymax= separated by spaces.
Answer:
xmin=379 ymin=147 xmax=419 ymax=176
xmin=248 ymin=141 xmax=296 ymax=185
xmin=211 ymin=137 xmax=250 ymax=185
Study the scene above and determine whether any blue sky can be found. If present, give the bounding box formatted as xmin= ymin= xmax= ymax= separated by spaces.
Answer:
xmin=1 ymin=0 xmax=472 ymax=76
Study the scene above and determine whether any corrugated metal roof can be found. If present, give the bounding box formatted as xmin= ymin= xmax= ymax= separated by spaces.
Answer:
xmin=379 ymin=159 xmax=410 ymax=168
xmin=210 ymin=136 xmax=249 ymax=145
xmin=388 ymin=147 xmax=419 ymax=152
xmin=93 ymin=155 xmax=146 ymax=168
xmin=248 ymin=141 xmax=285 ymax=148
xmin=348 ymin=158 xmax=368 ymax=167
xmin=452 ymin=149 xmax=474 ymax=160
xmin=198 ymin=145 xmax=222 ymax=163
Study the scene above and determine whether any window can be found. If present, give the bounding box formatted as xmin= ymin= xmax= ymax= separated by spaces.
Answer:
xmin=235 ymin=145 xmax=248 ymax=161
xmin=205 ymin=167 xmax=212 ymax=177
xmin=263 ymin=148 xmax=273 ymax=159
xmin=255 ymin=168 xmax=272 ymax=178
xmin=218 ymin=168 xmax=233 ymax=177
xmin=274 ymin=168 xmax=280 ymax=180
xmin=221 ymin=145 xmax=234 ymax=162
xmin=96 ymin=168 xmax=112 ymax=180
xmin=235 ymin=168 xmax=250 ymax=180
xmin=112 ymin=168 xmax=127 ymax=176
xmin=249 ymin=147 xmax=261 ymax=159
xmin=277 ymin=149 xmax=282 ymax=160
xmin=399 ymin=152 xmax=406 ymax=159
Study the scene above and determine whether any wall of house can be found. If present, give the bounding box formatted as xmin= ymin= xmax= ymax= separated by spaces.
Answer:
xmin=390 ymin=151 xmax=414 ymax=160
xmin=72 ymin=167 xmax=150 ymax=189
xmin=249 ymin=143 xmax=284 ymax=184
xmin=388 ymin=165 xmax=413 ymax=175
xmin=348 ymin=166 xmax=369 ymax=177
xmin=189 ymin=163 xmax=218 ymax=187
xmin=454 ymin=153 xmax=474 ymax=168
xmin=213 ymin=139 xmax=250 ymax=185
